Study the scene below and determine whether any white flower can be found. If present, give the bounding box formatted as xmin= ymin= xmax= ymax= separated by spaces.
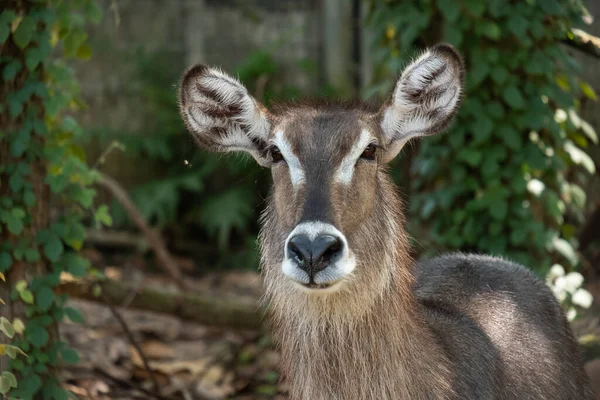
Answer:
xmin=547 ymin=264 xmax=565 ymax=282
xmin=566 ymin=307 xmax=577 ymax=322
xmin=563 ymin=272 xmax=584 ymax=294
xmin=555 ymin=109 xmax=568 ymax=123
xmin=572 ymin=288 xmax=593 ymax=309
xmin=527 ymin=179 xmax=545 ymax=197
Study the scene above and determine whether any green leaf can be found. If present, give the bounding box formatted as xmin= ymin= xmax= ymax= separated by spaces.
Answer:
xmin=2 ymin=60 xmax=21 ymax=81
xmin=20 ymin=290 xmax=34 ymax=304
xmin=0 ymin=24 xmax=9 ymax=45
xmin=496 ymin=125 xmax=522 ymax=150
xmin=0 ymin=344 xmax=27 ymax=359
xmin=0 ymin=317 xmax=15 ymax=338
xmin=66 ymin=254 xmax=90 ymax=277
xmin=507 ymin=15 xmax=528 ymax=37
xmin=490 ymin=66 xmax=508 ymax=85
xmin=59 ymin=347 xmax=80 ymax=364
xmin=580 ymin=82 xmax=598 ymax=101
xmin=1 ymin=210 xmax=24 ymax=235
xmin=43 ymin=234 xmax=64 ymax=262
xmin=25 ymin=47 xmax=43 ymax=71
xmin=85 ymin=1 xmax=104 ymax=23
xmin=458 ymin=148 xmax=482 ymax=167
xmin=36 ymin=286 xmax=55 ymax=313
xmin=24 ymin=248 xmax=40 ymax=262
xmin=1 ymin=371 xmax=17 ymax=389
xmin=27 ymin=326 xmax=49 ymax=348
xmin=75 ymin=43 xmax=92 ymax=60
xmin=13 ymin=16 xmax=36 ymax=49
xmin=502 ymin=86 xmax=525 ymax=109
xmin=64 ymin=307 xmax=85 ymax=324
xmin=481 ymin=21 xmax=501 ymax=41
xmin=0 ymin=251 xmax=12 ymax=272
xmin=438 ymin=0 xmax=460 ymax=22
xmin=94 ymin=205 xmax=112 ymax=227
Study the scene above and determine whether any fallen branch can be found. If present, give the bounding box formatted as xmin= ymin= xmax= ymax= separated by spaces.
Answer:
xmin=97 ymin=173 xmax=183 ymax=286
xmin=58 ymin=278 xmax=263 ymax=331
xmin=86 ymin=229 xmax=148 ymax=251
xmin=563 ymin=28 xmax=600 ymax=59
xmin=103 ymin=294 xmax=163 ymax=397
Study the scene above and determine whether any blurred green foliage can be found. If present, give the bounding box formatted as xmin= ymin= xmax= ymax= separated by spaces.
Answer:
xmin=367 ymin=0 xmax=597 ymax=275
xmin=93 ymin=49 xmax=323 ymax=269
xmin=1 ymin=0 xmax=103 ymax=398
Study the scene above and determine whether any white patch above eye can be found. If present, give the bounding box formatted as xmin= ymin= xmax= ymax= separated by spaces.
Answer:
xmin=335 ymin=129 xmax=374 ymax=185
xmin=273 ymin=130 xmax=305 ymax=186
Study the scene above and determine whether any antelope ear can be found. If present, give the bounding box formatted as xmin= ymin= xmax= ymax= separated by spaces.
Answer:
xmin=379 ymin=44 xmax=465 ymax=162
xmin=178 ymin=65 xmax=272 ymax=166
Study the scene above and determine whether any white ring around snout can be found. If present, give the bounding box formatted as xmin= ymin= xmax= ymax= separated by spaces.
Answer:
xmin=282 ymin=221 xmax=356 ymax=288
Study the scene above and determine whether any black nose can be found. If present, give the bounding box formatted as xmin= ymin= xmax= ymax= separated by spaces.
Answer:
xmin=287 ymin=234 xmax=343 ymax=279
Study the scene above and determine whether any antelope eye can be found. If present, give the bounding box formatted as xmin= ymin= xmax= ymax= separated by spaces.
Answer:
xmin=360 ymin=143 xmax=377 ymax=161
xmin=270 ymin=146 xmax=284 ymax=163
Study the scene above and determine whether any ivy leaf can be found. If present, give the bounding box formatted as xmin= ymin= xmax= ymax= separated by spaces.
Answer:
xmin=75 ymin=43 xmax=92 ymax=60
xmin=27 ymin=326 xmax=49 ymax=348
xmin=489 ymin=200 xmax=508 ymax=220
xmin=0 ymin=252 xmax=12 ymax=272
xmin=59 ymin=347 xmax=80 ymax=364
xmin=507 ymin=15 xmax=528 ymax=37
xmin=1 ymin=210 xmax=24 ymax=235
xmin=496 ymin=125 xmax=522 ymax=150
xmin=94 ymin=205 xmax=112 ymax=227
xmin=0 ymin=24 xmax=9 ymax=45
xmin=43 ymin=234 xmax=63 ymax=262
xmin=13 ymin=16 xmax=36 ymax=49
xmin=1 ymin=371 xmax=17 ymax=389
xmin=503 ymin=86 xmax=525 ymax=109
xmin=438 ymin=0 xmax=460 ymax=22
xmin=84 ymin=1 xmax=103 ymax=24
xmin=2 ymin=60 xmax=21 ymax=81
xmin=20 ymin=290 xmax=34 ymax=304
xmin=64 ymin=307 xmax=85 ymax=324
xmin=66 ymin=254 xmax=90 ymax=277
xmin=481 ymin=21 xmax=501 ymax=41
xmin=36 ymin=286 xmax=55 ymax=313
xmin=580 ymin=82 xmax=597 ymax=101
xmin=0 ymin=317 xmax=15 ymax=338
xmin=24 ymin=248 xmax=40 ymax=262
xmin=25 ymin=47 xmax=42 ymax=71
xmin=0 ymin=344 xmax=27 ymax=359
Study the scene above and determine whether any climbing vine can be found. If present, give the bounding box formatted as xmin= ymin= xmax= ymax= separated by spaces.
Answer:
xmin=367 ymin=0 xmax=597 ymax=286
xmin=0 ymin=0 xmax=104 ymax=398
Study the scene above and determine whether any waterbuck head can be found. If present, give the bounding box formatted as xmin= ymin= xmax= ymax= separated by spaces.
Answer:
xmin=179 ymin=44 xmax=464 ymax=317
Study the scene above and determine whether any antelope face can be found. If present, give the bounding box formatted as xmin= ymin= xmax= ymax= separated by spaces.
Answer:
xmin=178 ymin=44 xmax=464 ymax=293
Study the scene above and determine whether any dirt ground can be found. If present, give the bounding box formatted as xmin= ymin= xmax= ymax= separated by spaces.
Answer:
xmin=59 ymin=257 xmax=600 ymax=400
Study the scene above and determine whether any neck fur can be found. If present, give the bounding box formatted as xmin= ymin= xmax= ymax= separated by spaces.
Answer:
xmin=260 ymin=174 xmax=454 ymax=399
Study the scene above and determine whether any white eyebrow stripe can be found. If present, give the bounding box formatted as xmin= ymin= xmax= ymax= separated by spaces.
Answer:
xmin=273 ymin=130 xmax=305 ymax=186
xmin=335 ymin=129 xmax=373 ymax=185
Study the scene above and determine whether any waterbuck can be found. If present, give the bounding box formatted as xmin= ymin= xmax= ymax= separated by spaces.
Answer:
xmin=177 ymin=44 xmax=593 ymax=399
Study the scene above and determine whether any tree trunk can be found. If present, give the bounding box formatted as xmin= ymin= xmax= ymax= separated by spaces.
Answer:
xmin=0 ymin=0 xmax=54 ymax=374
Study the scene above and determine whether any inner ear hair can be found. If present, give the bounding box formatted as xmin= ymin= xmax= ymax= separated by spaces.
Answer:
xmin=178 ymin=64 xmax=272 ymax=165
xmin=379 ymin=43 xmax=465 ymax=159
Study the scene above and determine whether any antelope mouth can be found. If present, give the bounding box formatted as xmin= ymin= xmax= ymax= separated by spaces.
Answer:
xmin=303 ymin=282 xmax=335 ymax=290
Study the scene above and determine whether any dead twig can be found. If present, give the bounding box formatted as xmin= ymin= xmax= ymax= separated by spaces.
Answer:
xmin=102 ymin=294 xmax=163 ymax=398
xmin=97 ymin=173 xmax=184 ymax=288
xmin=563 ymin=28 xmax=600 ymax=60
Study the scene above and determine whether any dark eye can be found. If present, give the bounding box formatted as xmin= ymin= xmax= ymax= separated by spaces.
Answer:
xmin=270 ymin=146 xmax=284 ymax=163
xmin=360 ymin=143 xmax=377 ymax=160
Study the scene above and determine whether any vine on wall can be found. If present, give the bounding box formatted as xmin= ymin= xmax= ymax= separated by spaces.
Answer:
xmin=367 ymin=0 xmax=597 ymax=314
xmin=0 ymin=0 xmax=105 ymax=398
